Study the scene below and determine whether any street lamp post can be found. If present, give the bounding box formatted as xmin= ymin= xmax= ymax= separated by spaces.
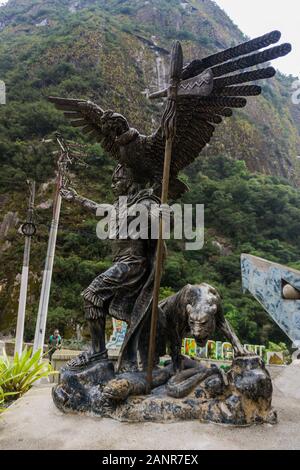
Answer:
xmin=14 ymin=181 xmax=36 ymax=357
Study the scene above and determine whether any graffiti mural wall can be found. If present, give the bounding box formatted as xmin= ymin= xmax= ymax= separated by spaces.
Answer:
xmin=106 ymin=320 xmax=282 ymax=364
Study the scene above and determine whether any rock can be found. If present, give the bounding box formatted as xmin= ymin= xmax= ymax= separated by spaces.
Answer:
xmin=35 ymin=18 xmax=49 ymax=27
xmin=39 ymin=181 xmax=54 ymax=194
xmin=0 ymin=280 xmax=7 ymax=294
xmin=0 ymin=240 xmax=11 ymax=252
xmin=52 ymin=355 xmax=276 ymax=426
xmin=212 ymin=239 xmax=233 ymax=256
xmin=69 ymin=1 xmax=82 ymax=13
xmin=229 ymin=356 xmax=273 ymax=401
xmin=36 ymin=199 xmax=53 ymax=210
xmin=203 ymin=373 xmax=225 ymax=398
xmin=0 ymin=212 xmax=19 ymax=240
xmin=52 ymin=360 xmax=115 ymax=414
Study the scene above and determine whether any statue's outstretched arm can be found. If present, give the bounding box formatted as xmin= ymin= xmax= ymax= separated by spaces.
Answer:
xmin=60 ymin=188 xmax=99 ymax=214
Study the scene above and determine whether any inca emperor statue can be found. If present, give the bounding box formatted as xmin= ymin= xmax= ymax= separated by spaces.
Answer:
xmin=50 ymin=31 xmax=291 ymax=425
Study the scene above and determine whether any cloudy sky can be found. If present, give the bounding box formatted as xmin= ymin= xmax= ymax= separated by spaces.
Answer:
xmin=215 ymin=0 xmax=299 ymax=77
xmin=0 ymin=0 xmax=298 ymax=77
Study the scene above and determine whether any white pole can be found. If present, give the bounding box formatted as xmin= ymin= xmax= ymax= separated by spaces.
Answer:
xmin=15 ymin=182 xmax=35 ymax=357
xmin=15 ymin=239 xmax=31 ymax=356
xmin=33 ymin=182 xmax=62 ymax=354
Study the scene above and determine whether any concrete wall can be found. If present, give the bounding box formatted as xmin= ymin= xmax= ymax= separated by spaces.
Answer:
xmin=1 ymin=340 xmax=47 ymax=357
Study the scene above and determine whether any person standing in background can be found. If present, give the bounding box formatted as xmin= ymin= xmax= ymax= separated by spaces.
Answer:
xmin=48 ymin=329 xmax=62 ymax=362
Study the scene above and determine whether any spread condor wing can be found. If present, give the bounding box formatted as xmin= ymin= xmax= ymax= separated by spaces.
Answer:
xmin=49 ymin=31 xmax=291 ymax=198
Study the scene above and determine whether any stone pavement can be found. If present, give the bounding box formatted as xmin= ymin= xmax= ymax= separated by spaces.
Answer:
xmin=0 ymin=380 xmax=300 ymax=450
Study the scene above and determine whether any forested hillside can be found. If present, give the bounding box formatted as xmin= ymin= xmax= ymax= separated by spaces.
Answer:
xmin=0 ymin=0 xmax=300 ymax=347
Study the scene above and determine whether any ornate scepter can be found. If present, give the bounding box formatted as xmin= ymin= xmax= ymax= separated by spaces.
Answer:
xmin=146 ymin=41 xmax=214 ymax=385
xmin=146 ymin=41 xmax=183 ymax=386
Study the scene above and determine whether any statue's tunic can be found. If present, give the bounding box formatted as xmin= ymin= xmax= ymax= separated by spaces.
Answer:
xmin=81 ymin=189 xmax=160 ymax=323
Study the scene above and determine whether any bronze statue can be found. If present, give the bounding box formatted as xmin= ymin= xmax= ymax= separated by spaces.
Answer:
xmin=50 ymin=30 xmax=291 ymax=425
xmin=60 ymin=163 xmax=160 ymax=371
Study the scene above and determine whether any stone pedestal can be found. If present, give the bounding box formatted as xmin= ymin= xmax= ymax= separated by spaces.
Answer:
xmin=52 ymin=355 xmax=276 ymax=426
xmin=52 ymin=360 xmax=116 ymax=412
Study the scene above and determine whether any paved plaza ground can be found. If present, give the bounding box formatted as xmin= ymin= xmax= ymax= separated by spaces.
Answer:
xmin=0 ymin=373 xmax=300 ymax=450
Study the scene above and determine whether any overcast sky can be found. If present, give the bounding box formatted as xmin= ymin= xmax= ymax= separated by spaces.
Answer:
xmin=0 ymin=0 xmax=298 ymax=77
xmin=215 ymin=0 xmax=299 ymax=77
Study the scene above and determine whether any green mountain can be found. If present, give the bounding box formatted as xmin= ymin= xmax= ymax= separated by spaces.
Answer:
xmin=0 ymin=0 xmax=300 ymax=347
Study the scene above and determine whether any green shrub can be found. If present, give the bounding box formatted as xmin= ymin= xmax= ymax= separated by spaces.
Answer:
xmin=0 ymin=373 xmax=19 ymax=413
xmin=0 ymin=348 xmax=54 ymax=399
